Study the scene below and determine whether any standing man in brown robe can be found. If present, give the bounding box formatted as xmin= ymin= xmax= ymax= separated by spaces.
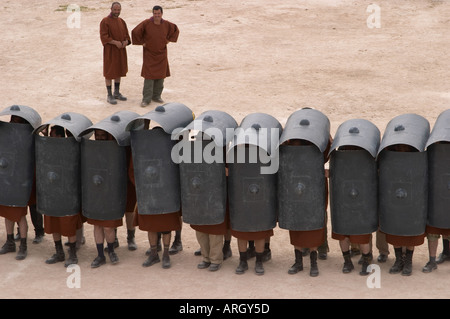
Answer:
xmin=100 ymin=2 xmax=130 ymax=105
xmin=132 ymin=5 xmax=180 ymax=107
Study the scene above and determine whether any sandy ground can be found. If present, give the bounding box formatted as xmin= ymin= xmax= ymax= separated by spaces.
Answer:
xmin=0 ymin=0 xmax=450 ymax=301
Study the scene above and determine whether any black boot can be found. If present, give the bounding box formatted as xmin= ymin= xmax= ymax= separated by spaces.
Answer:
xmin=288 ymin=249 xmax=303 ymax=274
xmin=107 ymin=242 xmax=119 ymax=265
xmin=223 ymin=239 xmax=232 ymax=260
xmin=16 ymin=238 xmax=27 ymax=260
xmin=65 ymin=242 xmax=78 ymax=267
xmin=46 ymin=240 xmax=65 ymax=264
xmin=114 ymin=82 xmax=127 ymax=101
xmin=106 ymin=86 xmax=117 ymax=105
xmin=255 ymin=252 xmax=265 ymax=275
xmin=246 ymin=240 xmax=256 ymax=259
xmin=359 ymin=253 xmax=371 ymax=276
xmin=389 ymin=247 xmax=404 ymax=274
xmin=169 ymin=230 xmax=183 ymax=255
xmin=358 ymin=251 xmax=373 ymax=265
xmin=422 ymin=256 xmax=437 ymax=273
xmin=104 ymin=229 xmax=119 ymax=253
xmin=143 ymin=246 xmax=160 ymax=267
xmin=162 ymin=245 xmax=171 ymax=269
xmin=235 ymin=252 xmax=248 ymax=274
xmin=0 ymin=234 xmax=16 ymax=254
xmin=310 ymin=250 xmax=319 ymax=277
xmin=436 ymin=238 xmax=450 ymax=264
xmin=14 ymin=227 xmax=20 ymax=241
xmin=402 ymin=249 xmax=413 ymax=276
xmin=262 ymin=242 xmax=271 ymax=262
xmin=127 ymin=229 xmax=137 ymax=251
xmin=342 ymin=250 xmax=354 ymax=273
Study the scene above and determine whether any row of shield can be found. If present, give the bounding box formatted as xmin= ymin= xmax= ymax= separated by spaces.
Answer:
xmin=0 ymin=103 xmax=448 ymax=238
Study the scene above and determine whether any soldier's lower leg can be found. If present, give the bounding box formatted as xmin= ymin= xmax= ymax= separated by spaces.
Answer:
xmin=288 ymin=247 xmax=303 ymax=274
xmin=46 ymin=233 xmax=65 ymax=264
xmin=254 ymin=239 xmax=265 ymax=275
xmin=162 ymin=232 xmax=171 ymax=268
xmin=359 ymin=243 xmax=371 ymax=276
xmin=317 ymin=225 xmax=328 ymax=259
xmin=389 ymin=246 xmax=404 ymax=274
xmin=142 ymin=79 xmax=154 ymax=104
xmin=236 ymin=239 xmax=249 ymax=274
xmin=437 ymin=237 xmax=450 ymax=264
xmin=29 ymin=204 xmax=44 ymax=243
xmin=423 ymin=235 xmax=438 ymax=272
xmin=310 ymin=249 xmax=319 ymax=277
xmin=262 ymin=237 xmax=271 ymax=262
xmin=247 ymin=240 xmax=256 ymax=258
xmin=152 ymin=79 xmax=164 ymax=101
xmin=125 ymin=212 xmax=137 ymax=251
xmin=16 ymin=216 xmax=28 ymax=260
xmin=169 ymin=219 xmax=183 ymax=255
xmin=223 ymin=229 xmax=232 ymax=260
xmin=340 ymin=238 xmax=354 ymax=273
xmin=65 ymin=235 xmax=78 ymax=267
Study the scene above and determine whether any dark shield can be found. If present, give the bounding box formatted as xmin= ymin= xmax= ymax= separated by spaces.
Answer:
xmin=378 ymin=151 xmax=428 ymax=236
xmin=131 ymin=128 xmax=181 ymax=215
xmin=81 ymin=139 xmax=127 ymax=220
xmin=179 ymin=140 xmax=227 ymax=225
xmin=228 ymin=145 xmax=277 ymax=232
xmin=0 ymin=122 xmax=35 ymax=207
xmin=329 ymin=149 xmax=378 ymax=235
xmin=35 ymin=136 xmax=81 ymax=216
xmin=427 ymin=143 xmax=450 ymax=229
xmin=278 ymin=145 xmax=326 ymax=231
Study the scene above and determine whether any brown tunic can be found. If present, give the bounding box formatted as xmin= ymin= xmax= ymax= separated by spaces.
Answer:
xmin=87 ymin=218 xmax=123 ymax=228
xmin=290 ymin=228 xmax=326 ymax=248
xmin=132 ymin=18 xmax=179 ymax=79
xmin=0 ymin=205 xmax=27 ymax=223
xmin=100 ymin=15 xmax=130 ymax=79
xmin=133 ymin=210 xmax=182 ymax=232
xmin=44 ymin=213 xmax=83 ymax=237
xmin=190 ymin=212 xmax=231 ymax=236
xmin=426 ymin=225 xmax=450 ymax=236
xmin=231 ymin=229 xmax=274 ymax=241
xmin=384 ymin=232 xmax=425 ymax=247
xmin=332 ymin=232 xmax=372 ymax=244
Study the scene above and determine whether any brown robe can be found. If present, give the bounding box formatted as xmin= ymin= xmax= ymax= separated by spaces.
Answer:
xmin=131 ymin=18 xmax=179 ymax=79
xmin=426 ymin=225 xmax=450 ymax=236
xmin=384 ymin=233 xmax=425 ymax=247
xmin=0 ymin=206 xmax=27 ymax=223
xmin=190 ymin=212 xmax=231 ymax=236
xmin=44 ymin=213 xmax=83 ymax=237
xmin=100 ymin=15 xmax=130 ymax=79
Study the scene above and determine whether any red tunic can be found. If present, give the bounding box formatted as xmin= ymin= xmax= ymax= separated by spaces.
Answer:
xmin=44 ymin=213 xmax=83 ymax=237
xmin=132 ymin=18 xmax=179 ymax=79
xmin=0 ymin=206 xmax=27 ymax=223
xmin=100 ymin=15 xmax=130 ymax=79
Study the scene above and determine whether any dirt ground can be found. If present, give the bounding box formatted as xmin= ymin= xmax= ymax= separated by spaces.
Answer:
xmin=0 ymin=0 xmax=449 ymax=301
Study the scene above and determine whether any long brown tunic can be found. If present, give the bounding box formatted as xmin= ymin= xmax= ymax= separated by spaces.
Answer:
xmin=44 ymin=213 xmax=83 ymax=237
xmin=0 ymin=206 xmax=27 ymax=223
xmin=100 ymin=15 xmax=130 ymax=79
xmin=131 ymin=18 xmax=179 ymax=79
